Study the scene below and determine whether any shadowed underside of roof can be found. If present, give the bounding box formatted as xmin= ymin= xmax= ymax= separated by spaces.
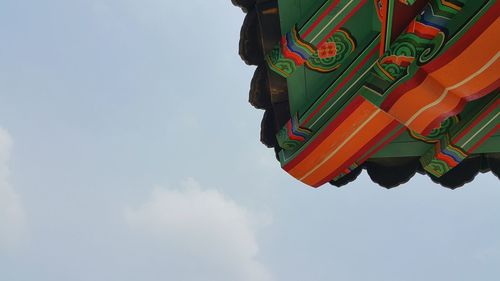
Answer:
xmin=232 ymin=0 xmax=499 ymax=189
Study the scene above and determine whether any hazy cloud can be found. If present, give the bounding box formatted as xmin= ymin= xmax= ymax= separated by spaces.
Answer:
xmin=0 ymin=128 xmax=26 ymax=251
xmin=125 ymin=178 xmax=273 ymax=281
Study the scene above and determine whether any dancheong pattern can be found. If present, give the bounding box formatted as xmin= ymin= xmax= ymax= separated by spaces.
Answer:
xmin=276 ymin=113 xmax=313 ymax=151
xmin=420 ymin=93 xmax=499 ymax=177
xmin=266 ymin=25 xmax=316 ymax=78
xmin=235 ymin=0 xmax=499 ymax=188
xmin=305 ymin=29 xmax=357 ymax=73
xmin=365 ymin=1 xmax=459 ymax=97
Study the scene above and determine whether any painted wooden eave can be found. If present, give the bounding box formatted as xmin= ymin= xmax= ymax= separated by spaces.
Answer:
xmin=232 ymin=0 xmax=500 ymax=189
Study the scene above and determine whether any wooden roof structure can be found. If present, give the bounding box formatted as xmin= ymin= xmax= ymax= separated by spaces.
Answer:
xmin=233 ymin=0 xmax=500 ymax=189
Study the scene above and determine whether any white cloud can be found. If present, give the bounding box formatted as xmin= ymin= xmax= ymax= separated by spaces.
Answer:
xmin=125 ymin=178 xmax=273 ymax=281
xmin=0 ymin=127 xmax=27 ymax=251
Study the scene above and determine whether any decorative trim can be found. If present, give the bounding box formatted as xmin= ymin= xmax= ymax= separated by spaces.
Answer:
xmin=305 ymin=29 xmax=357 ymax=73
xmin=266 ymin=26 xmax=316 ymax=78
xmin=276 ymin=113 xmax=313 ymax=151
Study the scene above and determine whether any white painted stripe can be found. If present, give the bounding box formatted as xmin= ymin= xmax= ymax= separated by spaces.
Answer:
xmin=310 ymin=61 xmax=377 ymax=128
xmin=427 ymin=4 xmax=453 ymax=21
xmin=461 ymin=112 xmax=500 ymax=148
xmin=299 ymin=109 xmax=381 ymax=181
xmin=301 ymin=0 xmax=336 ymax=33
xmin=405 ymin=52 xmax=500 ymax=127
xmin=310 ymin=0 xmax=356 ymax=43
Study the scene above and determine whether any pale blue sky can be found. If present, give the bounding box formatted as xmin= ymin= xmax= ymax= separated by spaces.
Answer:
xmin=0 ymin=1 xmax=499 ymax=281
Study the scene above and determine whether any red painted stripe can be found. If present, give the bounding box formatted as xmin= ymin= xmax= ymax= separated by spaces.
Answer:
xmin=454 ymin=96 xmax=500 ymax=143
xmin=460 ymin=78 xmax=500 ymax=104
xmin=316 ymin=0 xmax=367 ymax=47
xmin=379 ymin=0 xmax=390 ymax=55
xmin=281 ymin=37 xmax=304 ymax=65
xmin=313 ymin=119 xmax=401 ymax=187
xmin=436 ymin=151 xmax=458 ymax=167
xmin=357 ymin=126 xmax=407 ymax=164
xmin=288 ymin=132 xmax=305 ymax=142
xmin=288 ymin=122 xmax=306 ymax=141
xmin=303 ymin=44 xmax=380 ymax=125
xmin=283 ymin=96 xmax=366 ymax=171
xmin=412 ymin=21 xmax=441 ymax=39
xmin=468 ymin=124 xmax=499 ymax=153
xmin=302 ymin=0 xmax=341 ymax=38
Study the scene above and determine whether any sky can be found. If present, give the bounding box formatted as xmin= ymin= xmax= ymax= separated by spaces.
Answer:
xmin=0 ymin=1 xmax=499 ymax=280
